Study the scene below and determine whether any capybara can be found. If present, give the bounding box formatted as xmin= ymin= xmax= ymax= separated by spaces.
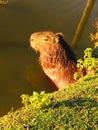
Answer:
xmin=30 ymin=31 xmax=85 ymax=89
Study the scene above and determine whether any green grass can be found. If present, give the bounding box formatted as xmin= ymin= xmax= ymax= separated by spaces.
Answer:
xmin=0 ymin=74 xmax=98 ymax=130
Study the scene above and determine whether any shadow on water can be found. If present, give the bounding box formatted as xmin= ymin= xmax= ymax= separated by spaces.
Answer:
xmin=25 ymin=65 xmax=57 ymax=92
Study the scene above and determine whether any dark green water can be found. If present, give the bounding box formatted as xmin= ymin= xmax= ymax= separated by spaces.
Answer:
xmin=0 ymin=0 xmax=98 ymax=116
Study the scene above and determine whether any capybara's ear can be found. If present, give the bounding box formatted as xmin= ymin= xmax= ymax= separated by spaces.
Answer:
xmin=56 ymin=32 xmax=64 ymax=39
xmin=54 ymin=37 xmax=59 ymax=43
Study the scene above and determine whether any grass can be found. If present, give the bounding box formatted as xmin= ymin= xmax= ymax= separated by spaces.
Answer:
xmin=0 ymin=73 xmax=98 ymax=130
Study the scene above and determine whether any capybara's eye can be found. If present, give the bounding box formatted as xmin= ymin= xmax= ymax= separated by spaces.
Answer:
xmin=43 ymin=36 xmax=49 ymax=41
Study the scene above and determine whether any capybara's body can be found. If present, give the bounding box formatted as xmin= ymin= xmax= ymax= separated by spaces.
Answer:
xmin=30 ymin=31 xmax=84 ymax=89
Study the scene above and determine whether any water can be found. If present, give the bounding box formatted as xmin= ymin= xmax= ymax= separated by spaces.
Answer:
xmin=0 ymin=0 xmax=98 ymax=116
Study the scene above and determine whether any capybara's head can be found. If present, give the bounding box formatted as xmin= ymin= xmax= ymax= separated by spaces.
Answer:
xmin=30 ymin=31 xmax=76 ymax=62
xmin=30 ymin=31 xmax=63 ymax=51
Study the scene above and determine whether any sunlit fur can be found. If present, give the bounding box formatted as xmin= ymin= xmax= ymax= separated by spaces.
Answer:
xmin=30 ymin=31 xmax=85 ymax=89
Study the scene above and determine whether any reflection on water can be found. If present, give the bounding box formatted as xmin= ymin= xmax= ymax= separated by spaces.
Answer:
xmin=0 ymin=0 xmax=98 ymax=116
xmin=0 ymin=0 xmax=8 ymax=6
xmin=0 ymin=46 xmax=57 ymax=116
xmin=72 ymin=0 xmax=96 ymax=47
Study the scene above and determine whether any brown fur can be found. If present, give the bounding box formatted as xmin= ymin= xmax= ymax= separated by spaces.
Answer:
xmin=30 ymin=31 xmax=85 ymax=89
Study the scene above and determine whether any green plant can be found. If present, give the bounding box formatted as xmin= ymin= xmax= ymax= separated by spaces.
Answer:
xmin=77 ymin=48 xmax=98 ymax=76
xmin=74 ymin=72 xmax=80 ymax=80
xmin=21 ymin=91 xmax=52 ymax=109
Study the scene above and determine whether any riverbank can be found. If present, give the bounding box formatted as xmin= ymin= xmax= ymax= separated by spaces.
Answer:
xmin=0 ymin=70 xmax=98 ymax=129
